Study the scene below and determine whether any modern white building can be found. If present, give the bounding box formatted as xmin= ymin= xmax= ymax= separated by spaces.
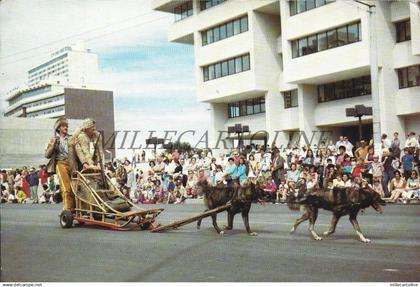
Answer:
xmin=4 ymin=43 xmax=101 ymax=119
xmin=153 ymin=0 xmax=420 ymax=149
xmin=27 ymin=43 xmax=99 ymax=88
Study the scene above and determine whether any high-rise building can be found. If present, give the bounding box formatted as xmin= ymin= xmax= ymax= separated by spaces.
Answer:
xmin=3 ymin=43 xmax=115 ymax=156
xmin=153 ymin=0 xmax=420 ymax=149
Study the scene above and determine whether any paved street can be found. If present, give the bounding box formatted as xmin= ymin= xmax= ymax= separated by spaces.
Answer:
xmin=1 ymin=203 xmax=419 ymax=282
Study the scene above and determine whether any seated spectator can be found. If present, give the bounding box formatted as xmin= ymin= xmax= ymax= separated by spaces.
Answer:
xmin=372 ymin=177 xmax=385 ymax=198
xmin=403 ymin=170 xmax=420 ymax=201
xmin=173 ymin=178 xmax=187 ymax=204
xmin=277 ymin=178 xmax=288 ymax=202
xmin=352 ymin=158 xmax=366 ymax=179
xmin=15 ymin=186 xmax=28 ymax=204
xmin=332 ymin=174 xmax=345 ymax=188
xmin=53 ymin=184 xmax=62 ymax=203
xmin=286 ymin=163 xmax=300 ymax=184
xmin=342 ymin=154 xmax=352 ymax=174
xmin=342 ymin=173 xmax=352 ymax=187
xmin=7 ymin=190 xmax=17 ymax=203
xmin=40 ymin=184 xmax=52 ymax=204
xmin=262 ymin=175 xmax=277 ymax=203
xmin=389 ymin=170 xmax=406 ymax=202
xmin=153 ymin=180 xmax=165 ymax=203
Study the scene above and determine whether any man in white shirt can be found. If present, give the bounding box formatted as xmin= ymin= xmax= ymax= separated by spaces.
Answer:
xmin=335 ymin=136 xmax=346 ymax=151
xmin=405 ymin=132 xmax=419 ymax=149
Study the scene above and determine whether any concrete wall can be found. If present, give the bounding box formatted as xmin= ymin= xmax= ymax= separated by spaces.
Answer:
xmin=0 ymin=117 xmax=83 ymax=169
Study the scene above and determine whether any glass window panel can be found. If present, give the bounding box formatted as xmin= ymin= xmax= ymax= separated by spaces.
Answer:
xmin=353 ymin=77 xmax=363 ymax=97
xmin=407 ymin=66 xmax=420 ymax=87
xmin=343 ymin=79 xmax=353 ymax=98
xmin=187 ymin=1 xmax=193 ymax=16
xmin=297 ymin=0 xmax=306 ymax=13
xmin=324 ymin=84 xmax=335 ymax=101
xmin=337 ymin=26 xmax=348 ymax=46
xmin=247 ymin=100 xmax=254 ymax=115
xmin=208 ymin=65 xmax=215 ymax=80
xmin=174 ymin=7 xmax=181 ymax=21
xmin=226 ymin=22 xmax=234 ymax=37
xmin=242 ymin=54 xmax=250 ymax=71
xmin=235 ymin=57 xmax=243 ymax=73
xmin=317 ymin=32 xmax=327 ymax=51
xmin=203 ymin=67 xmax=209 ymax=81
xmin=202 ymin=32 xmax=208 ymax=45
xmin=284 ymin=93 xmax=291 ymax=108
xmin=316 ymin=0 xmax=325 ymax=7
xmin=221 ymin=61 xmax=228 ymax=77
xmin=290 ymin=1 xmax=297 ymax=16
xmin=291 ymin=90 xmax=298 ymax=107
xmin=347 ymin=23 xmax=358 ymax=43
xmin=261 ymin=99 xmax=266 ymax=112
xmin=241 ymin=16 xmax=249 ymax=32
xmin=253 ymin=100 xmax=261 ymax=113
xmin=307 ymin=35 xmax=317 ymax=54
xmin=327 ymin=29 xmax=338 ymax=48
xmin=318 ymin=86 xmax=325 ymax=102
xmin=406 ymin=21 xmax=411 ymax=40
xmin=213 ymin=27 xmax=220 ymax=42
xmin=207 ymin=29 xmax=214 ymax=44
xmin=398 ymin=68 xmax=408 ymax=88
xmin=240 ymin=101 xmax=247 ymax=116
xmin=363 ymin=76 xmax=371 ymax=95
xmin=335 ymin=81 xmax=344 ymax=99
xmin=396 ymin=21 xmax=405 ymax=42
xmin=299 ymin=38 xmax=308 ymax=56
xmin=234 ymin=19 xmax=241 ymax=35
xmin=215 ymin=63 xmax=221 ymax=78
xmin=228 ymin=59 xmax=235 ymax=75
xmin=358 ymin=22 xmax=362 ymax=41
xmin=306 ymin=0 xmax=316 ymax=10
xmin=220 ymin=25 xmax=227 ymax=39
xmin=292 ymin=40 xmax=299 ymax=58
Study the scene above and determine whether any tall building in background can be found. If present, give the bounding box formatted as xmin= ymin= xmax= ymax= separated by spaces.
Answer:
xmin=153 ymin=0 xmax=420 ymax=149
xmin=3 ymin=43 xmax=115 ymax=156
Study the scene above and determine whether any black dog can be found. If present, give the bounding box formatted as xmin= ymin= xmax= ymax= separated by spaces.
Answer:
xmin=289 ymin=183 xmax=385 ymax=243
xmin=195 ymin=179 xmax=263 ymax=236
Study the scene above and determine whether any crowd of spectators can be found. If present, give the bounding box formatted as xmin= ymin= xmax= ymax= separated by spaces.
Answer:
xmin=1 ymin=131 xmax=419 ymax=205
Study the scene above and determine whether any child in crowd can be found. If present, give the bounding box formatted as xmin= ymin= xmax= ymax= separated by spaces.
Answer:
xmin=16 ymin=186 xmax=27 ymax=203
xmin=372 ymin=177 xmax=385 ymax=198
xmin=277 ymin=179 xmax=288 ymax=203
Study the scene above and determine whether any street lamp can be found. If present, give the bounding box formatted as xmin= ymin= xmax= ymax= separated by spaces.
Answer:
xmin=353 ymin=0 xmax=382 ymax=155
xmin=227 ymin=124 xmax=249 ymax=152
xmin=145 ymin=137 xmax=165 ymax=153
xmin=346 ymin=104 xmax=373 ymax=141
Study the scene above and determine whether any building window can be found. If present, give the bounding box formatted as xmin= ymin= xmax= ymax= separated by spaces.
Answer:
xmin=228 ymin=97 xmax=265 ymax=118
xmin=203 ymin=53 xmax=250 ymax=82
xmin=283 ymin=90 xmax=298 ymax=109
xmin=395 ymin=19 xmax=411 ymax=43
xmin=397 ymin=65 xmax=420 ymax=89
xmin=317 ymin=75 xmax=371 ymax=103
xmin=200 ymin=0 xmax=225 ymax=11
xmin=291 ymin=21 xmax=361 ymax=58
xmin=290 ymin=0 xmax=335 ymax=16
xmin=174 ymin=1 xmax=193 ymax=22
xmin=202 ymin=15 xmax=248 ymax=46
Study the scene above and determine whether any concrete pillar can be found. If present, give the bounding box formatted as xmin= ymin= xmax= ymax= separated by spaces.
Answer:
xmin=298 ymin=84 xmax=321 ymax=147
xmin=265 ymin=90 xmax=289 ymax=149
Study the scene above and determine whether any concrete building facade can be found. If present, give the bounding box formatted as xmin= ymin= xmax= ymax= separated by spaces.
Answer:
xmin=153 ymin=0 xmax=420 ymax=149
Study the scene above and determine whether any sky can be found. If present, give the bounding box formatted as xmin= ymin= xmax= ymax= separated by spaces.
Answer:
xmin=0 ymin=0 xmax=210 ymax=158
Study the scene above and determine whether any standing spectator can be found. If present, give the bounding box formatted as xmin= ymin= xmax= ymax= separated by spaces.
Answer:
xmin=401 ymin=148 xmax=414 ymax=179
xmin=405 ymin=132 xmax=419 ymax=149
xmin=371 ymin=155 xmax=384 ymax=181
xmin=382 ymin=149 xmax=395 ymax=197
xmin=391 ymin=132 xmax=401 ymax=150
xmin=343 ymin=137 xmax=354 ymax=157
xmin=21 ymin=169 xmax=30 ymax=198
xmin=26 ymin=168 xmax=39 ymax=203
xmin=237 ymin=156 xmax=248 ymax=184
xmin=382 ymin=134 xmax=392 ymax=149
xmin=355 ymin=140 xmax=369 ymax=161
xmin=335 ymin=136 xmax=346 ymax=151
xmin=372 ymin=177 xmax=385 ymax=198
xmin=302 ymin=149 xmax=315 ymax=168
xmin=271 ymin=150 xmax=285 ymax=186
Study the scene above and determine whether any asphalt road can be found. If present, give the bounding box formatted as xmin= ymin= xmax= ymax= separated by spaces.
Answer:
xmin=1 ymin=203 xmax=420 ymax=282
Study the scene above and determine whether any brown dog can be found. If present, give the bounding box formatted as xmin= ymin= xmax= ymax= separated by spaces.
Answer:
xmin=195 ymin=179 xmax=263 ymax=236
xmin=289 ymin=183 xmax=385 ymax=243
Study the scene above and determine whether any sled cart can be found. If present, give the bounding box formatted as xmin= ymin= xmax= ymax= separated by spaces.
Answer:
xmin=59 ymin=168 xmax=163 ymax=230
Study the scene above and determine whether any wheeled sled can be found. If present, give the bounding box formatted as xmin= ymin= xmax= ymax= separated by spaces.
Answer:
xmin=59 ymin=169 xmax=163 ymax=230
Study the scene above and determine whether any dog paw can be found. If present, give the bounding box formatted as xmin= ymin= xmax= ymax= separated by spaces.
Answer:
xmin=219 ymin=231 xmax=225 ymax=236
xmin=323 ymin=231 xmax=331 ymax=236
xmin=290 ymin=227 xmax=296 ymax=234
xmin=248 ymin=232 xmax=258 ymax=236
xmin=361 ymin=238 xmax=371 ymax=243
xmin=223 ymin=225 xmax=232 ymax=230
xmin=314 ymin=236 xmax=323 ymax=241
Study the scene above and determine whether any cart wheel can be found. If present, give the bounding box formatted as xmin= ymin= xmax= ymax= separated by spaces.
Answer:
xmin=60 ymin=210 xmax=74 ymax=228
xmin=140 ymin=222 xmax=152 ymax=230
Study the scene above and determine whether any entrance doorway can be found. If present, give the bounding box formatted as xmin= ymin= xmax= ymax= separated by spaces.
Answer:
xmin=341 ymin=124 xmax=373 ymax=144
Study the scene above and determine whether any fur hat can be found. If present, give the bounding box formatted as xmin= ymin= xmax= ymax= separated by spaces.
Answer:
xmin=54 ymin=117 xmax=68 ymax=131
xmin=81 ymin=118 xmax=96 ymax=130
